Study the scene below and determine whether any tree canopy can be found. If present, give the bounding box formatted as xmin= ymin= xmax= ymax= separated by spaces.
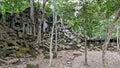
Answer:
xmin=0 ymin=0 xmax=120 ymax=38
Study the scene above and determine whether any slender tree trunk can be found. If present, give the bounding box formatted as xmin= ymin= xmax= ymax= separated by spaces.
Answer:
xmin=55 ymin=25 xmax=58 ymax=58
xmin=30 ymin=0 xmax=35 ymax=36
xmin=102 ymin=9 xmax=120 ymax=68
xmin=37 ymin=18 xmax=42 ymax=45
xmin=85 ymin=38 xmax=88 ymax=68
xmin=36 ymin=0 xmax=47 ymax=46
xmin=49 ymin=0 xmax=57 ymax=67
xmin=116 ymin=24 xmax=119 ymax=52
xmin=102 ymin=41 xmax=108 ymax=68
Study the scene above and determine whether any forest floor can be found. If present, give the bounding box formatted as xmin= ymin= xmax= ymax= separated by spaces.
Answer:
xmin=1 ymin=50 xmax=120 ymax=68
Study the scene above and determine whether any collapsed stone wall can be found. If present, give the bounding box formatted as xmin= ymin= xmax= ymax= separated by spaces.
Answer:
xmin=0 ymin=7 xmax=83 ymax=58
xmin=4 ymin=7 xmax=40 ymax=34
xmin=0 ymin=8 xmax=41 ymax=57
xmin=0 ymin=7 xmax=118 ymax=58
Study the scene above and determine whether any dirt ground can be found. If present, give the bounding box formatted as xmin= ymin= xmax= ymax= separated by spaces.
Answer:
xmin=1 ymin=50 xmax=120 ymax=68
xmin=31 ymin=50 xmax=120 ymax=68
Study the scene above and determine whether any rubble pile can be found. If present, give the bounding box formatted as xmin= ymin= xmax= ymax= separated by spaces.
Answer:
xmin=0 ymin=7 xmax=83 ymax=58
xmin=0 ymin=7 xmax=118 ymax=59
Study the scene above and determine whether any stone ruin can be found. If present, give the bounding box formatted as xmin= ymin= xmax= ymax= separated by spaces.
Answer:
xmin=0 ymin=7 xmax=118 ymax=58
xmin=0 ymin=7 xmax=84 ymax=58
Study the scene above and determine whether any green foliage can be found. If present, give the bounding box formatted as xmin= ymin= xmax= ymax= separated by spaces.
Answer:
xmin=0 ymin=0 xmax=29 ymax=16
xmin=0 ymin=0 xmax=120 ymax=38
xmin=45 ymin=3 xmax=53 ymax=16
xmin=96 ymin=0 xmax=120 ymax=19
xmin=57 ymin=0 xmax=120 ymax=37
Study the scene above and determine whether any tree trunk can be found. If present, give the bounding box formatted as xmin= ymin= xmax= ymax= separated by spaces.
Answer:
xmin=30 ymin=0 xmax=35 ymax=36
xmin=55 ymin=25 xmax=58 ymax=58
xmin=102 ymin=41 xmax=108 ymax=68
xmin=102 ymin=9 xmax=120 ymax=68
xmin=49 ymin=0 xmax=58 ymax=67
xmin=116 ymin=24 xmax=119 ymax=52
xmin=36 ymin=0 xmax=47 ymax=46
xmin=85 ymin=38 xmax=88 ymax=68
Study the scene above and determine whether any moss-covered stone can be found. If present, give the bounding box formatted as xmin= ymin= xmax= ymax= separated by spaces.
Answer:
xmin=27 ymin=64 xmax=39 ymax=68
xmin=19 ymin=47 xmax=30 ymax=53
xmin=18 ymin=32 xmax=22 ymax=38
xmin=0 ymin=23 xmax=38 ymax=58
xmin=22 ymin=41 xmax=29 ymax=48
xmin=15 ymin=51 xmax=23 ymax=57
xmin=6 ymin=40 xmax=18 ymax=46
